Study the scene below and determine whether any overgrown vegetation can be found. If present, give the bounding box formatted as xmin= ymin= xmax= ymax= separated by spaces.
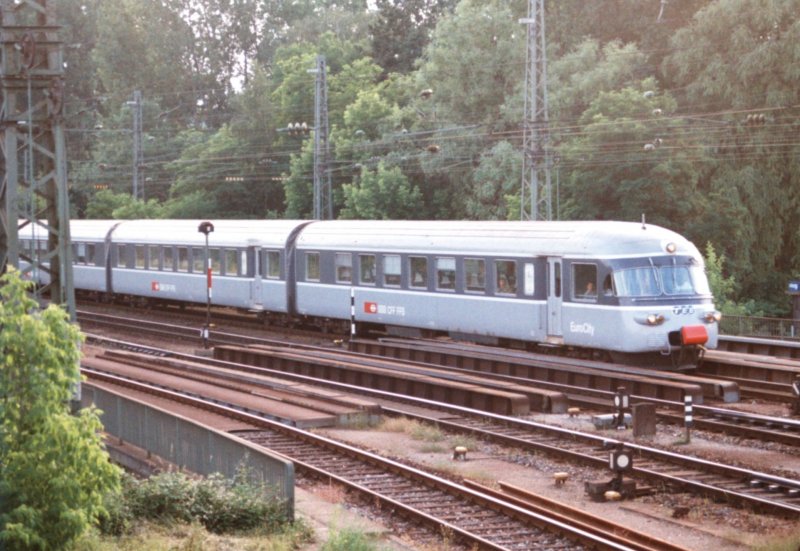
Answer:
xmin=99 ymin=471 xmax=289 ymax=537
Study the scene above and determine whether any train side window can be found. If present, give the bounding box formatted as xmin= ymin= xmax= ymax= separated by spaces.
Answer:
xmin=602 ymin=274 xmax=615 ymax=296
xmin=384 ymin=255 xmax=401 ymax=287
xmin=264 ymin=250 xmax=280 ymax=279
xmin=465 ymin=258 xmax=485 ymax=292
xmin=192 ymin=247 xmax=205 ymax=273
xmin=409 ymin=256 xmax=427 ymax=288
xmin=135 ymin=245 xmax=146 ymax=269
xmin=306 ymin=252 xmax=320 ymax=281
xmin=148 ymin=246 xmax=160 ymax=270
xmin=335 ymin=253 xmax=352 ymax=283
xmin=164 ymin=247 xmax=175 ymax=271
xmin=240 ymin=251 xmax=248 ymax=277
xmin=86 ymin=243 xmax=96 ymax=266
xmin=523 ymin=263 xmax=534 ymax=296
xmin=495 ymin=260 xmax=517 ymax=294
xmin=573 ymin=263 xmax=598 ymax=301
xmin=75 ymin=242 xmax=87 ymax=264
xmin=360 ymin=254 xmax=376 ymax=285
xmin=436 ymin=257 xmax=455 ymax=291
xmin=177 ymin=247 xmax=189 ymax=272
xmin=117 ymin=244 xmax=127 ymax=268
xmin=223 ymin=249 xmax=236 ymax=276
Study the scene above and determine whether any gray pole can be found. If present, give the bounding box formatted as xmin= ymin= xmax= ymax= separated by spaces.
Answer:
xmin=128 ymin=90 xmax=144 ymax=200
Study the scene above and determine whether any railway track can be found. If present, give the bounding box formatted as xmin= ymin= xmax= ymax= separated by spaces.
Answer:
xmin=83 ymin=366 xmax=663 ymax=551
xmin=79 ymin=310 xmax=800 ymax=446
xmin=83 ymin=335 xmax=800 ymax=518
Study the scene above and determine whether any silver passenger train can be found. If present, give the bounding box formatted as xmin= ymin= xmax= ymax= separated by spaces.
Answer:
xmin=20 ymin=219 xmax=720 ymax=368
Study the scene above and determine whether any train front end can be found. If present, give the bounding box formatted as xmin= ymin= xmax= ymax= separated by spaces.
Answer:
xmin=604 ymin=238 xmax=720 ymax=369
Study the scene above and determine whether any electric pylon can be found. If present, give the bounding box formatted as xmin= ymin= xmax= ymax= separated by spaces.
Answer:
xmin=0 ymin=0 xmax=75 ymax=319
xmin=311 ymin=55 xmax=332 ymax=220
xmin=520 ymin=0 xmax=553 ymax=221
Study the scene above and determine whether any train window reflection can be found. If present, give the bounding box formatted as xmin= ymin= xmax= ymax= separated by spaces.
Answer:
xmin=409 ymin=256 xmax=427 ymax=288
xmin=135 ymin=245 xmax=146 ymax=269
xmin=613 ymin=268 xmax=659 ymax=297
xmin=164 ymin=248 xmax=174 ymax=271
xmin=573 ymin=263 xmax=597 ymax=301
xmin=117 ymin=245 xmax=127 ymax=268
xmin=465 ymin=258 xmax=485 ymax=292
xmin=266 ymin=251 xmax=280 ymax=279
xmin=335 ymin=252 xmax=352 ymax=283
xmin=360 ymin=254 xmax=376 ymax=285
xmin=306 ymin=252 xmax=320 ymax=281
xmin=224 ymin=249 xmax=236 ymax=276
xmin=148 ymin=246 xmax=160 ymax=270
xmin=495 ymin=260 xmax=517 ymax=294
xmin=384 ymin=255 xmax=401 ymax=287
xmin=661 ymin=266 xmax=694 ymax=295
xmin=436 ymin=257 xmax=455 ymax=290
xmin=192 ymin=248 xmax=204 ymax=273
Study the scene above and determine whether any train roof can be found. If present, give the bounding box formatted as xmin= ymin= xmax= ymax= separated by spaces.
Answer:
xmin=83 ymin=219 xmax=307 ymax=248
xmin=295 ymin=220 xmax=702 ymax=259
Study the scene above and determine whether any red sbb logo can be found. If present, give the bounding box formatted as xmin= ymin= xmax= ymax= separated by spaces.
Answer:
xmin=364 ymin=301 xmax=378 ymax=314
xmin=151 ymin=281 xmax=160 ymax=291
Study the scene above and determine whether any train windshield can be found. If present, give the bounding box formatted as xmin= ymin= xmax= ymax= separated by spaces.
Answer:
xmin=613 ymin=265 xmax=710 ymax=297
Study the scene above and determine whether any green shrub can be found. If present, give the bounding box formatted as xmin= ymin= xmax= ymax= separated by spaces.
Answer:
xmin=100 ymin=470 xmax=287 ymax=536
xmin=322 ymin=526 xmax=382 ymax=551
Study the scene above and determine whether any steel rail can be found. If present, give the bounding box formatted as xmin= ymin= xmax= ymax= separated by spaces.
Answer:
xmin=82 ymin=367 xmax=634 ymax=551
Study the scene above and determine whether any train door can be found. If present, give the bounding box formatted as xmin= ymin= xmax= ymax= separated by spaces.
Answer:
xmin=546 ymin=257 xmax=563 ymax=339
xmin=251 ymin=246 xmax=263 ymax=309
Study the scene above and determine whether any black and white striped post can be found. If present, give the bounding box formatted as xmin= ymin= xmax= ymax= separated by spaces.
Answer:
xmin=684 ymin=394 xmax=693 ymax=443
xmin=349 ymin=287 xmax=356 ymax=349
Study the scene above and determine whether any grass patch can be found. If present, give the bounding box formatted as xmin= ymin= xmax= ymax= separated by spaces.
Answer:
xmin=753 ymin=529 xmax=800 ymax=551
xmin=322 ymin=525 xmax=385 ymax=551
xmin=378 ymin=416 xmax=444 ymax=442
xmin=419 ymin=443 xmax=448 ymax=454
xmin=69 ymin=519 xmax=313 ymax=551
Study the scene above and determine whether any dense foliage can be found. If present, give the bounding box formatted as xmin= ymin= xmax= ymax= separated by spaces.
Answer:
xmin=100 ymin=470 xmax=289 ymax=537
xmin=0 ymin=269 xmax=121 ymax=550
xmin=60 ymin=0 xmax=800 ymax=313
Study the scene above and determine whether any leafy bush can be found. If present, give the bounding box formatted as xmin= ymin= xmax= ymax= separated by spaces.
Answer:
xmin=101 ymin=470 xmax=287 ymax=536
xmin=0 ymin=269 xmax=121 ymax=550
xmin=322 ymin=526 xmax=382 ymax=551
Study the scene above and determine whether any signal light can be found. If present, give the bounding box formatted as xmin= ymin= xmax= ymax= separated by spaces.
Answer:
xmin=286 ymin=122 xmax=310 ymax=136
xmin=745 ymin=113 xmax=766 ymax=125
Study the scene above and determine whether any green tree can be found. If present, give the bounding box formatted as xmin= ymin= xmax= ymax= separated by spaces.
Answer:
xmin=369 ymin=0 xmax=456 ymax=74
xmin=84 ymin=189 xmax=134 ymax=219
xmin=466 ymin=141 xmax=521 ymax=220
xmin=340 ymin=162 xmax=423 ymax=219
xmin=0 ymin=269 xmax=121 ymax=550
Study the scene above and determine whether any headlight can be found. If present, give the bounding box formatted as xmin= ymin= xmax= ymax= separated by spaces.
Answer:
xmin=704 ymin=311 xmax=722 ymax=323
xmin=646 ymin=314 xmax=665 ymax=325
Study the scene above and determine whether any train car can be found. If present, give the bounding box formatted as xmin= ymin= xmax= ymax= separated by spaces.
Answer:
xmin=21 ymin=218 xmax=719 ymax=369
xmin=293 ymin=220 xmax=719 ymax=368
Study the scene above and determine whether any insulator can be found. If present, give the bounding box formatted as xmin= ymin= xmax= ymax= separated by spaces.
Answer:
xmin=643 ymin=143 xmax=655 ymax=151
xmin=427 ymin=144 xmax=440 ymax=153
xmin=643 ymin=90 xmax=655 ymax=99
xmin=652 ymin=108 xmax=663 ymax=116
xmin=287 ymin=122 xmax=295 ymax=134
xmin=419 ymin=88 xmax=433 ymax=99
xmin=300 ymin=122 xmax=309 ymax=134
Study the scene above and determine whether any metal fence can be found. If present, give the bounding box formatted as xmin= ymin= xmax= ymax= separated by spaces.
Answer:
xmin=720 ymin=315 xmax=800 ymax=340
xmin=82 ymin=384 xmax=295 ymax=519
